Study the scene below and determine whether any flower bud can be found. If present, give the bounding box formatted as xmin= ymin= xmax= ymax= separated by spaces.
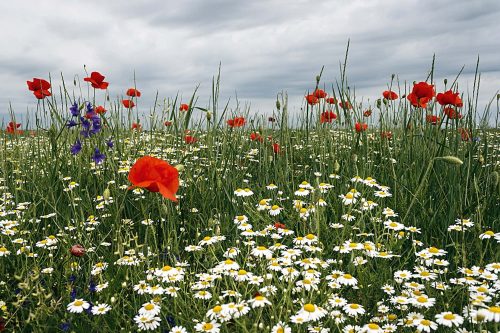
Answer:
xmin=206 ymin=112 xmax=212 ymax=121
xmin=70 ymin=244 xmax=86 ymax=257
xmin=276 ymin=100 xmax=281 ymax=110
xmin=103 ymin=188 xmax=111 ymax=201
xmin=174 ymin=164 xmax=184 ymax=172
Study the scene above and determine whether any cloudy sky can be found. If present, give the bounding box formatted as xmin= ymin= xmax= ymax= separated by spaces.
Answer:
xmin=1 ymin=0 xmax=499 ymax=124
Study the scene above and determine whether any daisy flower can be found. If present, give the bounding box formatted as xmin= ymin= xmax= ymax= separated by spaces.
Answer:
xmin=360 ymin=323 xmax=383 ymax=333
xmin=435 ymin=312 xmax=464 ymax=327
xmin=248 ymin=295 xmax=272 ymax=308
xmin=91 ymin=303 xmax=111 ymax=315
xmin=271 ymin=322 xmax=291 ymax=333
xmin=67 ymin=299 xmax=90 ymax=313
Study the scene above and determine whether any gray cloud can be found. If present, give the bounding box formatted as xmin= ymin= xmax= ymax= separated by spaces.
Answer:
xmin=1 ymin=0 xmax=499 ymax=125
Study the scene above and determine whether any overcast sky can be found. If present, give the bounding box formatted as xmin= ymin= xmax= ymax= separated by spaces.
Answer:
xmin=1 ymin=0 xmax=499 ymax=125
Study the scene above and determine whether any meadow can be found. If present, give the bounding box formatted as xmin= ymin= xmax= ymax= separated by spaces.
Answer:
xmin=0 ymin=65 xmax=499 ymax=333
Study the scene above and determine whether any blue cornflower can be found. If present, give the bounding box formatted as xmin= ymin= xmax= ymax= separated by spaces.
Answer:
xmin=70 ymin=102 xmax=79 ymax=117
xmin=66 ymin=119 xmax=78 ymax=128
xmin=70 ymin=140 xmax=82 ymax=155
xmin=106 ymin=138 xmax=114 ymax=149
xmin=59 ymin=322 xmax=71 ymax=332
xmin=92 ymin=147 xmax=106 ymax=164
xmin=89 ymin=280 xmax=97 ymax=293
xmin=70 ymin=288 xmax=77 ymax=301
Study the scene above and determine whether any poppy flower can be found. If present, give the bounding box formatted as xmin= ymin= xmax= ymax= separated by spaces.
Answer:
xmin=179 ymin=104 xmax=189 ymax=112
xmin=426 ymin=114 xmax=440 ymax=125
xmin=339 ymin=101 xmax=352 ymax=110
xmin=274 ymin=222 xmax=286 ymax=229
xmin=164 ymin=121 xmax=172 ymax=126
xmin=126 ymin=88 xmax=141 ymax=97
xmin=227 ymin=116 xmax=246 ymax=128
xmin=383 ymin=90 xmax=398 ymax=100
xmin=83 ymin=72 xmax=109 ymax=89
xmin=443 ymin=107 xmax=462 ymax=119
xmin=250 ymin=132 xmax=263 ymax=142
xmin=131 ymin=122 xmax=142 ymax=130
xmin=320 ymin=111 xmax=337 ymax=123
xmin=355 ymin=122 xmax=368 ymax=132
xmin=313 ymin=89 xmax=327 ymax=99
xmin=128 ymin=156 xmax=179 ymax=202
xmin=436 ymin=90 xmax=463 ymax=107
xmin=305 ymin=94 xmax=319 ymax=105
xmin=326 ymin=97 xmax=337 ymax=104
xmin=380 ymin=131 xmax=392 ymax=140
xmin=27 ymin=78 xmax=51 ymax=99
xmin=458 ymin=128 xmax=471 ymax=141
xmin=407 ymin=82 xmax=435 ymax=108
xmin=122 ymin=99 xmax=135 ymax=108
xmin=363 ymin=109 xmax=372 ymax=117
xmin=95 ymin=106 xmax=106 ymax=115
xmin=184 ymin=135 xmax=197 ymax=144
xmin=272 ymin=143 xmax=281 ymax=154
xmin=6 ymin=122 xmax=23 ymax=135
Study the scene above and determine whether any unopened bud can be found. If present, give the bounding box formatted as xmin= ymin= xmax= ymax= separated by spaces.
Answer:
xmin=206 ymin=112 xmax=212 ymax=121
xmin=103 ymin=188 xmax=111 ymax=201
xmin=174 ymin=164 xmax=184 ymax=172
xmin=334 ymin=160 xmax=340 ymax=173
xmin=444 ymin=78 xmax=448 ymax=85
xmin=315 ymin=75 xmax=321 ymax=84
xmin=276 ymin=100 xmax=281 ymax=110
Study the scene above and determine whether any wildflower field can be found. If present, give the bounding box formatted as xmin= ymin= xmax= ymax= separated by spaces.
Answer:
xmin=0 ymin=66 xmax=499 ymax=333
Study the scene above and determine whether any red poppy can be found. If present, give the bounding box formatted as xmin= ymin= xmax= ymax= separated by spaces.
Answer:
xmin=339 ymin=101 xmax=352 ymax=110
xmin=250 ymin=132 xmax=263 ymax=142
xmin=274 ymin=222 xmax=286 ymax=229
xmin=164 ymin=121 xmax=172 ymax=126
xmin=6 ymin=122 xmax=23 ymax=135
xmin=326 ymin=97 xmax=337 ymax=104
xmin=407 ymin=82 xmax=435 ymax=108
xmin=305 ymin=94 xmax=319 ymax=105
xmin=131 ymin=122 xmax=142 ymax=130
xmin=83 ymin=72 xmax=109 ymax=89
xmin=436 ymin=90 xmax=462 ymax=107
xmin=272 ymin=143 xmax=281 ymax=154
xmin=179 ymin=103 xmax=189 ymax=111
xmin=227 ymin=116 xmax=246 ymax=128
xmin=128 ymin=156 xmax=179 ymax=202
xmin=27 ymin=78 xmax=51 ymax=99
xmin=84 ymin=111 xmax=96 ymax=119
xmin=458 ymin=128 xmax=471 ymax=141
xmin=313 ymin=89 xmax=327 ymax=99
xmin=363 ymin=109 xmax=372 ymax=117
xmin=95 ymin=106 xmax=107 ymax=115
xmin=443 ymin=107 xmax=462 ymax=119
xmin=122 ymin=99 xmax=135 ymax=108
xmin=383 ymin=90 xmax=398 ymax=100
xmin=126 ymin=88 xmax=141 ymax=97
xmin=380 ymin=131 xmax=392 ymax=140
xmin=426 ymin=114 xmax=440 ymax=125
xmin=355 ymin=122 xmax=368 ymax=132
xmin=185 ymin=135 xmax=197 ymax=144
xmin=320 ymin=111 xmax=337 ymax=123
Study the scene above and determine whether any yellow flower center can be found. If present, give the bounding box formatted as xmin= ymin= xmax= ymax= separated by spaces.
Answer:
xmin=203 ymin=236 xmax=211 ymax=241
xmin=213 ymin=305 xmax=222 ymax=313
xmin=420 ymin=320 xmax=431 ymax=326
xmin=443 ymin=313 xmax=455 ymax=320
xmin=255 ymin=296 xmax=264 ymax=301
xmin=162 ymin=265 xmax=172 ymax=271
xmin=345 ymin=193 xmax=354 ymax=199
xmin=271 ymin=205 xmax=279 ymax=210
xmin=238 ymin=269 xmax=247 ymax=275
xmin=237 ymin=216 xmax=244 ymax=221
xmin=416 ymin=296 xmax=427 ymax=303
xmin=299 ymin=208 xmax=307 ymax=214
xmin=429 ymin=247 xmax=439 ymax=253
xmin=224 ymin=259 xmax=234 ymax=265
xmin=388 ymin=314 xmax=397 ymax=321
xmin=144 ymin=304 xmax=155 ymax=311
xmin=489 ymin=306 xmax=500 ymax=313
xmin=73 ymin=300 xmax=83 ymax=306
xmin=343 ymin=274 xmax=353 ymax=279
xmin=303 ymin=303 xmax=315 ymax=312
xmin=350 ymin=304 xmax=359 ymax=309
xmin=485 ymin=230 xmax=495 ymax=236
xmin=202 ymin=323 xmax=214 ymax=330
xmin=259 ymin=199 xmax=268 ymax=205
xmin=367 ymin=323 xmax=380 ymax=329
xmin=305 ymin=234 xmax=315 ymax=240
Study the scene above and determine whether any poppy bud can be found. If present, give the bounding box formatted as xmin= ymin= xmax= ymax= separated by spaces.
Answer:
xmin=103 ymin=188 xmax=111 ymax=201
xmin=437 ymin=156 xmax=463 ymax=166
xmin=174 ymin=164 xmax=184 ymax=172
xmin=276 ymin=100 xmax=281 ymax=110
xmin=70 ymin=244 xmax=86 ymax=257
xmin=444 ymin=79 xmax=448 ymax=85
xmin=478 ymin=155 xmax=485 ymax=165
xmin=351 ymin=154 xmax=358 ymax=162
xmin=206 ymin=112 xmax=212 ymax=121
xmin=334 ymin=160 xmax=340 ymax=173
xmin=489 ymin=171 xmax=499 ymax=189
xmin=315 ymin=75 xmax=320 ymax=84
